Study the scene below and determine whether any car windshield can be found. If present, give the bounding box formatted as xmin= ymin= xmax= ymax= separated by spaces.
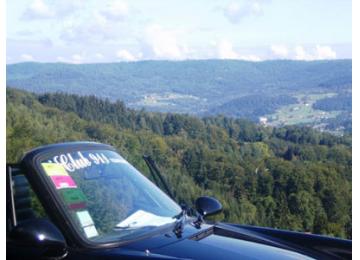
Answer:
xmin=38 ymin=148 xmax=182 ymax=243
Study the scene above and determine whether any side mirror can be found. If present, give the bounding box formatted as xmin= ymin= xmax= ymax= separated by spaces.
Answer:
xmin=195 ymin=196 xmax=222 ymax=218
xmin=8 ymin=219 xmax=67 ymax=259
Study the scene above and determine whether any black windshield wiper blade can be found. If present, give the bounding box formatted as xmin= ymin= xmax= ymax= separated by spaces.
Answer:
xmin=143 ymin=155 xmax=175 ymax=200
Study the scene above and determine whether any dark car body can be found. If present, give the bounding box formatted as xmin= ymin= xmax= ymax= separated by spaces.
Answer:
xmin=6 ymin=142 xmax=352 ymax=259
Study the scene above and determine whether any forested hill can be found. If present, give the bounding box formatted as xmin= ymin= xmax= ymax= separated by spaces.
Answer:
xmin=7 ymin=88 xmax=351 ymax=238
xmin=6 ymin=60 xmax=352 ymax=133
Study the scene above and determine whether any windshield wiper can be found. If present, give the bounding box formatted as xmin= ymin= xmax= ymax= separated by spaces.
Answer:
xmin=143 ymin=155 xmax=175 ymax=200
xmin=143 ymin=156 xmax=190 ymax=238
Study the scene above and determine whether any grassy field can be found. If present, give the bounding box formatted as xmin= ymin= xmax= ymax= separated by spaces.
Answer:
xmin=265 ymin=93 xmax=341 ymax=127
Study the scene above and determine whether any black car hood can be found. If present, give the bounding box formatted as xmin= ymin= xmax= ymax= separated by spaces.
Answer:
xmin=150 ymin=231 xmax=314 ymax=260
xmin=91 ymin=222 xmax=323 ymax=260
xmin=69 ymin=221 xmax=351 ymax=259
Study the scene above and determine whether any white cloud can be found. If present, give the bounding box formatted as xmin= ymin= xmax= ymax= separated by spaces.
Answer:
xmin=100 ymin=1 xmax=129 ymax=21
xmin=95 ymin=53 xmax=104 ymax=59
xmin=142 ymin=24 xmax=185 ymax=60
xmin=223 ymin=1 xmax=264 ymax=24
xmin=22 ymin=0 xmax=85 ymax=20
xmin=251 ymin=2 xmax=263 ymax=14
xmin=217 ymin=40 xmax=238 ymax=59
xmin=116 ymin=49 xmax=136 ymax=61
xmin=294 ymin=45 xmax=337 ymax=60
xmin=315 ymin=45 xmax=336 ymax=59
xmin=61 ymin=20 xmax=105 ymax=44
xmin=239 ymin=54 xmax=262 ymax=61
xmin=60 ymin=10 xmax=132 ymax=45
xmin=22 ymin=0 xmax=55 ymax=19
xmin=216 ymin=40 xmax=262 ymax=61
xmin=56 ymin=56 xmax=66 ymax=62
xmin=56 ymin=0 xmax=85 ymax=17
xmin=294 ymin=46 xmax=313 ymax=60
xmin=59 ymin=1 xmax=131 ymax=44
xmin=70 ymin=54 xmax=85 ymax=64
xmin=271 ymin=45 xmax=288 ymax=58
xmin=21 ymin=54 xmax=35 ymax=61
xmin=94 ymin=12 xmax=108 ymax=26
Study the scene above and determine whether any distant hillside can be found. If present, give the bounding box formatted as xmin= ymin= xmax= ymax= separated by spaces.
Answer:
xmin=210 ymin=95 xmax=298 ymax=120
xmin=7 ymin=60 xmax=352 ymax=132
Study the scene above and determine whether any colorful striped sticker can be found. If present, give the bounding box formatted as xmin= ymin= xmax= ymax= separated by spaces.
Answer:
xmin=50 ymin=175 xmax=77 ymax=189
xmin=42 ymin=163 xmax=69 ymax=176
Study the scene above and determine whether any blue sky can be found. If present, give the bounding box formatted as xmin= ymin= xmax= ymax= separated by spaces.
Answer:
xmin=6 ymin=0 xmax=352 ymax=63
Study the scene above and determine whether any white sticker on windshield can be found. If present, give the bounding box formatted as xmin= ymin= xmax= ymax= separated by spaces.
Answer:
xmin=47 ymin=151 xmax=124 ymax=172
xmin=83 ymin=225 xmax=99 ymax=238
xmin=76 ymin=210 xmax=94 ymax=227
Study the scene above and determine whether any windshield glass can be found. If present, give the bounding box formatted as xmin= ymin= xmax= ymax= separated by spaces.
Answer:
xmin=39 ymin=148 xmax=181 ymax=243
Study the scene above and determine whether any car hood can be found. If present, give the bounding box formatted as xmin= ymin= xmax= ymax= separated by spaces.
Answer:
xmin=95 ymin=222 xmax=323 ymax=260
xmin=149 ymin=231 xmax=314 ymax=260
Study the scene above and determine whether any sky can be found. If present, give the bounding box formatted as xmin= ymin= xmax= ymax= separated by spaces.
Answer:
xmin=6 ymin=0 xmax=352 ymax=64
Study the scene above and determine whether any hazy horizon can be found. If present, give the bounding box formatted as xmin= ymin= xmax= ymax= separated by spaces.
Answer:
xmin=6 ymin=57 xmax=353 ymax=66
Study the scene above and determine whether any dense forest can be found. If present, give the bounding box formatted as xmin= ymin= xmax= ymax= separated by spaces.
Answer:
xmin=7 ymin=88 xmax=352 ymax=239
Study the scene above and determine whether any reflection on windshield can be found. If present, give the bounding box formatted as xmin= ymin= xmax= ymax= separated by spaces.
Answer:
xmin=40 ymin=149 xmax=181 ymax=243
xmin=116 ymin=210 xmax=176 ymax=229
